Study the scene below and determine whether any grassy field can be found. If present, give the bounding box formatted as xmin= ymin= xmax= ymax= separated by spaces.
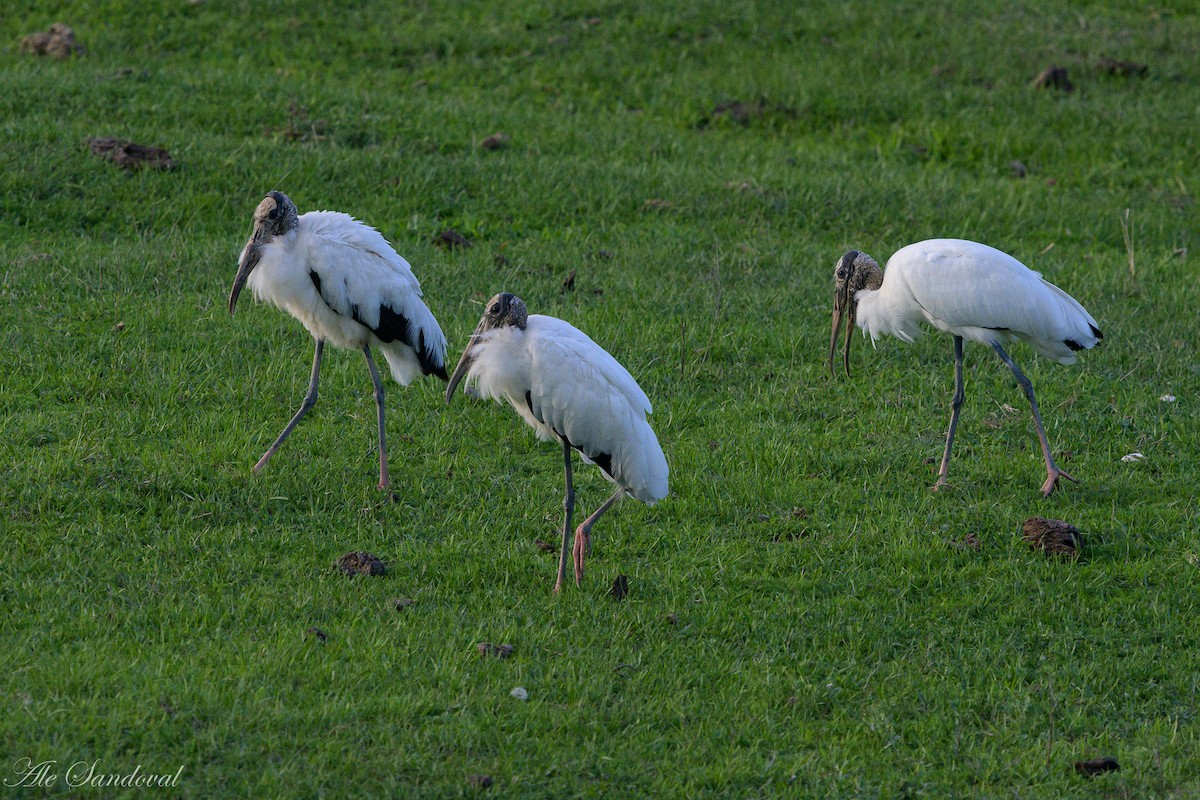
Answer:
xmin=3 ymin=0 xmax=1199 ymax=796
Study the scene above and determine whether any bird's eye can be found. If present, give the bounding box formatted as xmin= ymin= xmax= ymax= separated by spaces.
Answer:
xmin=836 ymin=267 xmax=849 ymax=280
xmin=489 ymin=303 xmax=500 ymax=315
xmin=268 ymin=206 xmax=279 ymax=220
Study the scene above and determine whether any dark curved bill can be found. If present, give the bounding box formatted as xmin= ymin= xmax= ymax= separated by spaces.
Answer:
xmin=828 ymin=284 xmax=856 ymax=378
xmin=445 ymin=317 xmax=488 ymax=403
xmin=228 ymin=241 xmax=261 ymax=316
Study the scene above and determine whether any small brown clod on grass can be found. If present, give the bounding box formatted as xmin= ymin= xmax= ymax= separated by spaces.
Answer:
xmin=610 ymin=574 xmax=629 ymax=600
xmin=951 ymin=532 xmax=982 ymax=551
xmin=86 ymin=138 xmax=175 ymax=171
xmin=20 ymin=23 xmax=84 ymax=59
xmin=711 ymin=100 xmax=765 ymax=124
xmin=1032 ymin=66 xmax=1074 ymax=92
xmin=534 ymin=539 xmax=555 ymax=552
xmin=305 ymin=626 xmax=328 ymax=643
xmin=476 ymin=642 xmax=514 ymax=659
xmin=561 ymin=269 xmax=576 ymax=292
xmin=665 ymin=613 xmax=678 ymax=625
xmin=433 ymin=229 xmax=472 ymax=249
xmin=1097 ymin=58 xmax=1148 ymax=78
xmin=392 ymin=597 xmax=415 ymax=610
xmin=1022 ymin=517 xmax=1082 ymax=558
xmin=1011 ymin=160 xmax=1028 ymax=178
xmin=1074 ymin=756 xmax=1120 ymax=776
xmin=479 ymin=132 xmax=509 ymax=150
xmin=336 ymin=551 xmax=386 ymax=576
xmin=641 ymin=198 xmax=673 ymax=212
xmin=466 ymin=774 xmax=493 ymax=790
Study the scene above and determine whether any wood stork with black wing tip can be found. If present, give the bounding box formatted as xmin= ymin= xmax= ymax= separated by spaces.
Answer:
xmin=228 ymin=191 xmax=447 ymax=489
xmin=828 ymin=238 xmax=1102 ymax=497
xmin=445 ymin=293 xmax=668 ymax=592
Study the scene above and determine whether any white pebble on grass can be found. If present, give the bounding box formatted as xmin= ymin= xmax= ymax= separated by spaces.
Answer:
xmin=1121 ymin=452 xmax=1146 ymax=463
xmin=510 ymin=687 xmax=529 ymax=701
xmin=1161 ymin=394 xmax=1176 ymax=403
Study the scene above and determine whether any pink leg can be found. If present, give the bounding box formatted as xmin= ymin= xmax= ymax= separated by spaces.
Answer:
xmin=991 ymin=342 xmax=1077 ymax=497
xmin=572 ymin=488 xmax=624 ymax=586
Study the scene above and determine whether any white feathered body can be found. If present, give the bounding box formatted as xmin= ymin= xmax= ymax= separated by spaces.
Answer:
xmin=855 ymin=239 xmax=1101 ymax=364
xmin=456 ymin=315 xmax=669 ymax=505
xmin=242 ymin=210 xmax=447 ymax=384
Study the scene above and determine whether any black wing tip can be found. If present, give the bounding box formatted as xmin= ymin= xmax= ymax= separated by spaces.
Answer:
xmin=1065 ymin=323 xmax=1104 ymax=352
xmin=426 ymin=362 xmax=449 ymax=382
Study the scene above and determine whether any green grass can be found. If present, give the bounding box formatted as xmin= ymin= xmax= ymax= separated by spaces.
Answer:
xmin=3 ymin=0 xmax=1199 ymax=796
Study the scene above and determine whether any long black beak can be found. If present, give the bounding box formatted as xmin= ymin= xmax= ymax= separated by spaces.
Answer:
xmin=828 ymin=284 xmax=856 ymax=378
xmin=228 ymin=235 xmax=263 ymax=316
xmin=445 ymin=316 xmax=488 ymax=403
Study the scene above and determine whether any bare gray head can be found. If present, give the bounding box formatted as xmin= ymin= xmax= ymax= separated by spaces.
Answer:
xmin=828 ymin=249 xmax=883 ymax=378
xmin=445 ymin=292 xmax=528 ymax=403
xmin=228 ymin=191 xmax=301 ymax=316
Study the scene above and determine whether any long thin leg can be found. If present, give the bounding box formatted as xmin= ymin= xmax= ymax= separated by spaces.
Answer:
xmin=572 ymin=488 xmax=625 ymax=586
xmin=554 ymin=437 xmax=575 ymax=594
xmin=255 ymin=339 xmax=324 ymax=473
xmin=934 ymin=335 xmax=966 ymax=491
xmin=362 ymin=345 xmax=389 ymax=490
xmin=991 ymin=342 xmax=1077 ymax=497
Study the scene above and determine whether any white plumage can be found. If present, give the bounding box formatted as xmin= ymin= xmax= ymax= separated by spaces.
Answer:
xmin=853 ymin=239 xmax=1101 ymax=362
xmin=446 ymin=293 xmax=668 ymax=591
xmin=229 ymin=191 xmax=447 ymax=488
xmin=830 ymin=238 xmax=1102 ymax=496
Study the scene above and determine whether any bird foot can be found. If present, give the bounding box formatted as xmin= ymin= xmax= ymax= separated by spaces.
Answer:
xmin=572 ymin=528 xmax=591 ymax=586
xmin=931 ymin=479 xmax=951 ymax=493
xmin=1040 ymin=468 xmax=1077 ymax=497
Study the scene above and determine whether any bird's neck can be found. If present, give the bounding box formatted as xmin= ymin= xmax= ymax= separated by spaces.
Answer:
xmin=857 ymin=263 xmax=884 ymax=292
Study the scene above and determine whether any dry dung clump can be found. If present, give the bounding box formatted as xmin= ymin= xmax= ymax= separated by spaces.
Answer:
xmin=433 ymin=229 xmax=472 ymax=249
xmin=1022 ymin=517 xmax=1082 ymax=558
xmin=1074 ymin=756 xmax=1120 ymax=776
xmin=20 ymin=24 xmax=84 ymax=59
xmin=87 ymin=138 xmax=175 ymax=171
xmin=610 ymin=574 xmax=629 ymax=600
xmin=479 ymin=132 xmax=509 ymax=150
xmin=1098 ymin=58 xmax=1148 ymax=78
xmin=1032 ymin=65 xmax=1074 ymax=92
xmin=336 ymin=551 xmax=386 ymax=577
xmin=476 ymin=642 xmax=514 ymax=659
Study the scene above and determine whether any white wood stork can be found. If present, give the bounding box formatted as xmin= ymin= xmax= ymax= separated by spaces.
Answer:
xmin=445 ymin=293 xmax=669 ymax=592
xmin=228 ymin=191 xmax=447 ymax=489
xmin=829 ymin=238 xmax=1103 ymax=497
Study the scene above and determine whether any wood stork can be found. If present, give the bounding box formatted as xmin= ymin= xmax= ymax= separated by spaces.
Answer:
xmin=828 ymin=238 xmax=1102 ymax=497
xmin=228 ymin=191 xmax=447 ymax=489
xmin=445 ymin=293 xmax=668 ymax=592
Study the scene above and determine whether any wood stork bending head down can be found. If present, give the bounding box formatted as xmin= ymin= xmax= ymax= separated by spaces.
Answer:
xmin=228 ymin=191 xmax=448 ymax=489
xmin=828 ymin=239 xmax=1103 ymax=497
xmin=445 ymin=293 xmax=669 ymax=592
